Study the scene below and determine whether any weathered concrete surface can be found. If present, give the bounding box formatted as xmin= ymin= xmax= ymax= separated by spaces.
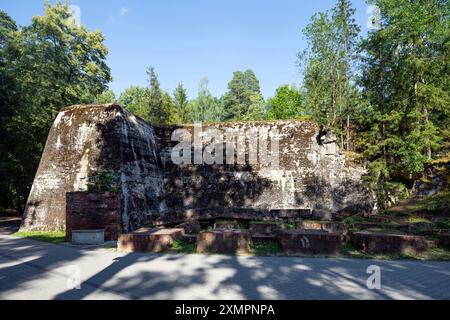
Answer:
xmin=20 ymin=104 xmax=165 ymax=233
xmin=21 ymin=104 xmax=375 ymax=233
xmin=156 ymin=121 xmax=375 ymax=219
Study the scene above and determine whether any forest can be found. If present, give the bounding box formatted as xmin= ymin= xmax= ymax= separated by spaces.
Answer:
xmin=0 ymin=0 xmax=449 ymax=213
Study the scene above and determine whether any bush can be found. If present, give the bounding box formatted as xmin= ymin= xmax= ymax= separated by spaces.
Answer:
xmin=86 ymin=170 xmax=118 ymax=192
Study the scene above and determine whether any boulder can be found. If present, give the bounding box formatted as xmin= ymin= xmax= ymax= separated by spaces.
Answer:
xmin=175 ymin=220 xmax=201 ymax=235
xmin=196 ymin=230 xmax=251 ymax=254
xmin=249 ymin=221 xmax=285 ymax=236
xmin=278 ymin=230 xmax=341 ymax=255
xmin=349 ymin=231 xmax=428 ymax=254
xmin=296 ymin=220 xmax=346 ymax=235
xmin=214 ymin=221 xmax=238 ymax=230
xmin=118 ymin=228 xmax=184 ymax=252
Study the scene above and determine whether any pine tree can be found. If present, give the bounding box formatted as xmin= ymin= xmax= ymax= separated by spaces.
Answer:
xmin=147 ymin=66 xmax=169 ymax=126
xmin=222 ymin=69 xmax=264 ymax=121
xmin=299 ymin=0 xmax=360 ymax=150
xmin=173 ymin=82 xmax=189 ymax=123
xmin=357 ymin=0 xmax=449 ymax=207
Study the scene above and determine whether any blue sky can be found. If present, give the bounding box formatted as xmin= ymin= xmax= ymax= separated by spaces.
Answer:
xmin=1 ymin=0 xmax=371 ymax=98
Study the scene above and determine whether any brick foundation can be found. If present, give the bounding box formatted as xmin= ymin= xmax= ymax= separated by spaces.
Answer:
xmin=66 ymin=192 xmax=122 ymax=241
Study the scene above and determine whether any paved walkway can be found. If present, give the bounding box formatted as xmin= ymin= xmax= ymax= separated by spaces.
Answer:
xmin=1 ymin=233 xmax=450 ymax=300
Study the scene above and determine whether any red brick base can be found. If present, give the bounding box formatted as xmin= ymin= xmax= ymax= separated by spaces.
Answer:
xmin=66 ymin=192 xmax=122 ymax=241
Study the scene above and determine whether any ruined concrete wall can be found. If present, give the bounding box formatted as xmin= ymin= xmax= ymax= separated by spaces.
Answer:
xmin=156 ymin=121 xmax=375 ymax=219
xmin=20 ymin=105 xmax=165 ymax=233
xmin=21 ymin=104 xmax=375 ymax=233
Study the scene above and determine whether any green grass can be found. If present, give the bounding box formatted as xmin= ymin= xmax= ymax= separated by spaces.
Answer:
xmin=284 ymin=222 xmax=295 ymax=230
xmin=14 ymin=231 xmax=66 ymax=244
xmin=250 ymin=241 xmax=282 ymax=255
xmin=407 ymin=191 xmax=450 ymax=212
xmin=171 ymin=238 xmax=197 ymax=253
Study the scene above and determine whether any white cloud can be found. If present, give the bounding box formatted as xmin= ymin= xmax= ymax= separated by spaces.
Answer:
xmin=120 ymin=7 xmax=128 ymax=16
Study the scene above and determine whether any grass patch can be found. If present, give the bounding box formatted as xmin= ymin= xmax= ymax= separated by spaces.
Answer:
xmin=250 ymin=241 xmax=282 ymax=255
xmin=285 ymin=222 xmax=295 ymax=230
xmin=435 ymin=218 xmax=450 ymax=229
xmin=407 ymin=216 xmax=432 ymax=224
xmin=14 ymin=231 xmax=66 ymax=244
xmin=408 ymin=191 xmax=450 ymax=212
xmin=171 ymin=238 xmax=197 ymax=254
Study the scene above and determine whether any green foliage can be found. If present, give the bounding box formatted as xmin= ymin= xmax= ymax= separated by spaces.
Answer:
xmin=147 ymin=66 xmax=171 ymax=126
xmin=299 ymin=0 xmax=360 ymax=150
xmin=15 ymin=231 xmax=66 ymax=244
xmin=171 ymin=238 xmax=197 ymax=253
xmin=118 ymin=85 xmax=150 ymax=121
xmin=267 ymin=85 xmax=306 ymax=120
xmin=93 ymin=89 xmax=116 ymax=104
xmin=222 ymin=69 xmax=265 ymax=121
xmin=188 ymin=77 xmax=223 ymax=123
xmin=86 ymin=170 xmax=118 ymax=193
xmin=250 ymin=241 xmax=281 ymax=255
xmin=435 ymin=218 xmax=450 ymax=230
xmin=284 ymin=222 xmax=295 ymax=230
xmin=173 ymin=82 xmax=189 ymax=123
xmin=358 ymin=0 xmax=449 ymax=186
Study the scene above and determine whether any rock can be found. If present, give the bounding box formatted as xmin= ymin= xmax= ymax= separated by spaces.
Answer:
xmin=278 ymin=230 xmax=341 ymax=255
xmin=435 ymin=233 xmax=450 ymax=249
xmin=118 ymin=228 xmax=184 ymax=252
xmin=249 ymin=221 xmax=284 ymax=236
xmin=175 ymin=220 xmax=201 ymax=235
xmin=196 ymin=230 xmax=251 ymax=254
xmin=296 ymin=220 xmax=346 ymax=235
xmin=349 ymin=231 xmax=428 ymax=254
xmin=214 ymin=221 xmax=238 ymax=230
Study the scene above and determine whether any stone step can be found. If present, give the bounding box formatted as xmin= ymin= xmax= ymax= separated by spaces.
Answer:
xmin=214 ymin=221 xmax=238 ymax=230
xmin=278 ymin=230 xmax=341 ymax=255
xmin=251 ymin=235 xmax=278 ymax=242
xmin=118 ymin=228 xmax=184 ymax=252
xmin=197 ymin=229 xmax=251 ymax=255
xmin=249 ymin=221 xmax=285 ymax=236
xmin=296 ymin=220 xmax=346 ymax=235
xmin=349 ymin=231 xmax=428 ymax=254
